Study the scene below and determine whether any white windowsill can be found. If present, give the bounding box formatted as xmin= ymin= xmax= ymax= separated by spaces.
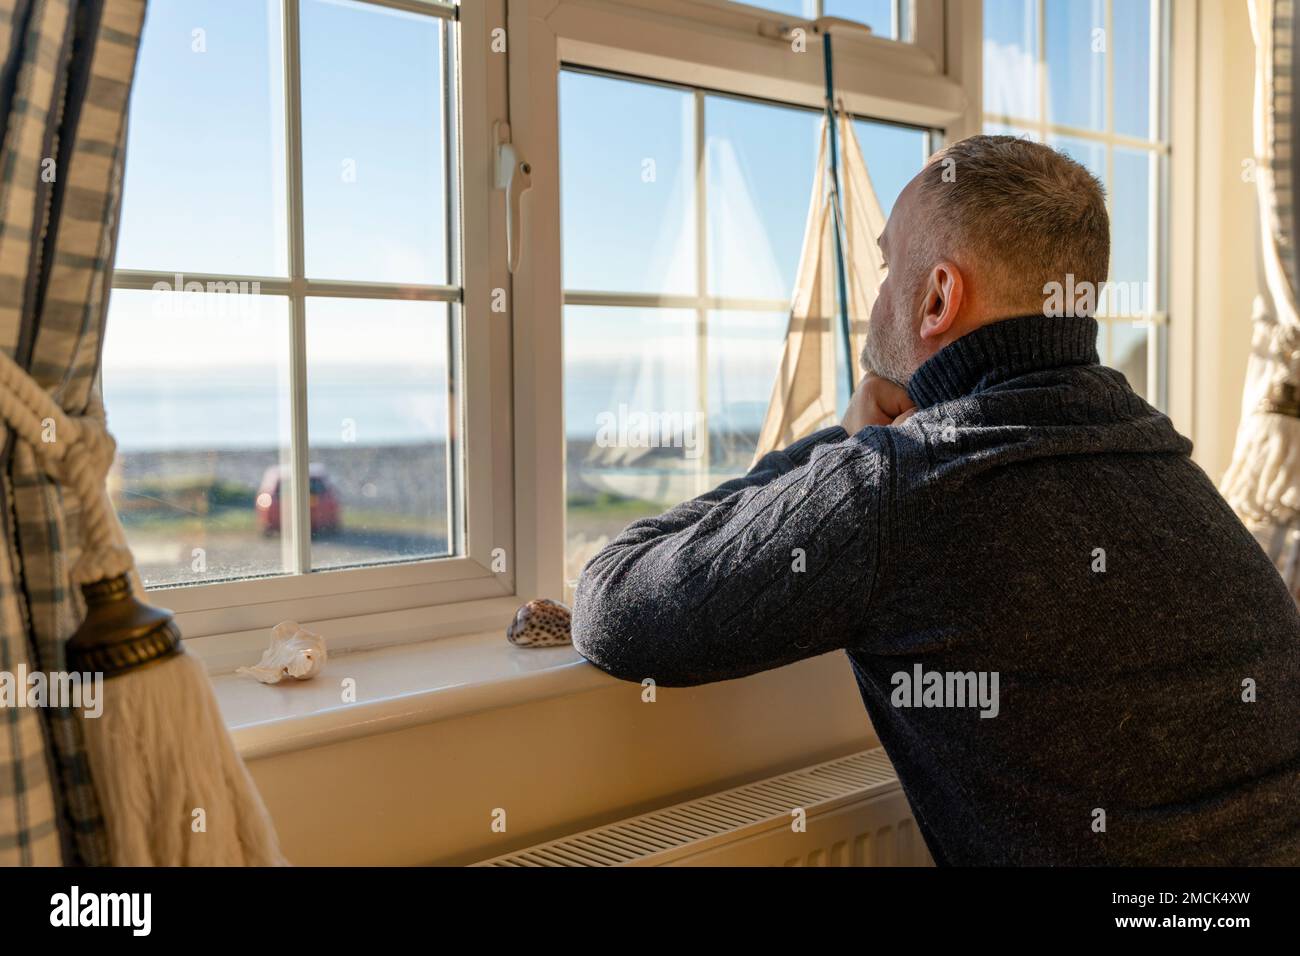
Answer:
xmin=212 ymin=630 xmax=616 ymax=760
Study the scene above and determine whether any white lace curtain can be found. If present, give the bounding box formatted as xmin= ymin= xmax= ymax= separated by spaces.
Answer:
xmin=1221 ymin=0 xmax=1300 ymax=603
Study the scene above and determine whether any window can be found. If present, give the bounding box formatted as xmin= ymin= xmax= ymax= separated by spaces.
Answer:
xmin=95 ymin=0 xmax=965 ymax=643
xmin=983 ymin=0 xmax=1171 ymax=408
xmin=736 ymin=0 xmax=915 ymax=42
xmin=104 ymin=0 xmax=464 ymax=589
xmin=560 ymin=68 xmax=932 ymax=585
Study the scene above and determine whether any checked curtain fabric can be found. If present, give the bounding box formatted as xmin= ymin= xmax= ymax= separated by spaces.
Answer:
xmin=0 ymin=0 xmax=146 ymax=865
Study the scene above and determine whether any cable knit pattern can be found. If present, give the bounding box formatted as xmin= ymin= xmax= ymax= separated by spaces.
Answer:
xmin=573 ymin=313 xmax=1300 ymax=865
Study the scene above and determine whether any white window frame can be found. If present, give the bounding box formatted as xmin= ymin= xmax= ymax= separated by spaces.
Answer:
xmin=507 ymin=0 xmax=970 ymax=601
xmin=145 ymin=0 xmax=1207 ymax=867
xmin=112 ymin=0 xmax=520 ymax=662
xmin=117 ymin=0 xmax=1196 ymax=663
xmin=1163 ymin=2 xmax=1197 ymax=448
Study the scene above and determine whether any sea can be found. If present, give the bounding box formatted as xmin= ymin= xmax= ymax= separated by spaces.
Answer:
xmin=101 ymin=363 xmax=779 ymax=453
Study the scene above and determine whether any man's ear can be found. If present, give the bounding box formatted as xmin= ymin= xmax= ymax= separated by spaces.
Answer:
xmin=918 ymin=261 xmax=964 ymax=341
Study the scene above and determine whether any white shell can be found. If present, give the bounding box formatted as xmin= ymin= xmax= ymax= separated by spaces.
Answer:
xmin=236 ymin=621 xmax=327 ymax=684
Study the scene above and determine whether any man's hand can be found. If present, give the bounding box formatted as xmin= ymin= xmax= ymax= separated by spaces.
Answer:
xmin=841 ymin=372 xmax=916 ymax=435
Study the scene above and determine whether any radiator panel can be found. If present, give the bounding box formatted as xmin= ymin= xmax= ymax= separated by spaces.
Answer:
xmin=473 ymin=747 xmax=933 ymax=867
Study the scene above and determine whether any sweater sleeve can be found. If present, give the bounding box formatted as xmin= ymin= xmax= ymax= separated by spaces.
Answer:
xmin=570 ymin=425 xmax=890 ymax=686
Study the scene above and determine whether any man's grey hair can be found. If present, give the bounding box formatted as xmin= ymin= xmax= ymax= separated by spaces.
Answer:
xmin=913 ymin=135 xmax=1110 ymax=313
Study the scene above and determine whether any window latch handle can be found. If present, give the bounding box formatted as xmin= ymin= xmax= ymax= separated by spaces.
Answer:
xmin=495 ymin=122 xmax=532 ymax=274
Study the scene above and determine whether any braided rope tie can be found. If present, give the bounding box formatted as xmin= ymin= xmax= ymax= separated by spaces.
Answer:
xmin=0 ymin=349 xmax=132 ymax=585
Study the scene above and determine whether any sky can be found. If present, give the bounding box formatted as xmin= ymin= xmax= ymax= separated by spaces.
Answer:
xmin=557 ymin=68 xmax=929 ymax=435
xmin=102 ymin=0 xmax=930 ymax=450
xmin=106 ymin=0 xmax=927 ymax=365
xmin=103 ymin=0 xmax=1160 ymax=449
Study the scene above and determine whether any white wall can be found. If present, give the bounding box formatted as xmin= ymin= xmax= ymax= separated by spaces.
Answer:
xmin=1189 ymin=0 xmax=1258 ymax=483
xmin=245 ymin=652 xmax=875 ymax=866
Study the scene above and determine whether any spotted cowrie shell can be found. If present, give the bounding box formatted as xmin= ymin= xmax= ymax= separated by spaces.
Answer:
xmin=506 ymin=598 xmax=573 ymax=648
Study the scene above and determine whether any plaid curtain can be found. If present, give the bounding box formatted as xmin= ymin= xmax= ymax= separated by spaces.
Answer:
xmin=0 ymin=0 xmax=145 ymax=866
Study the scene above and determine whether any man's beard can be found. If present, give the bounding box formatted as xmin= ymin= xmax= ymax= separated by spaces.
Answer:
xmin=862 ymin=312 xmax=918 ymax=387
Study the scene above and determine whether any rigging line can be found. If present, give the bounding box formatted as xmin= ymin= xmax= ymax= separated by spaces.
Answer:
xmin=822 ymin=31 xmax=856 ymax=399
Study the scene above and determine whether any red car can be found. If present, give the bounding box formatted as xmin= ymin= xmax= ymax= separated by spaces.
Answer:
xmin=256 ymin=463 xmax=342 ymax=536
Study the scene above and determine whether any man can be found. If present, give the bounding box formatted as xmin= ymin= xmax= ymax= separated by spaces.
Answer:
xmin=570 ymin=135 xmax=1300 ymax=866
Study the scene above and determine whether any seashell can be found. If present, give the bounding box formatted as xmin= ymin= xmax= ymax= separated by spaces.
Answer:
xmin=506 ymin=599 xmax=573 ymax=648
xmin=236 ymin=621 xmax=328 ymax=684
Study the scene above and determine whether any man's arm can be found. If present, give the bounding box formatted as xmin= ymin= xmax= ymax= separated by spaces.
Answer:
xmin=570 ymin=425 xmax=892 ymax=687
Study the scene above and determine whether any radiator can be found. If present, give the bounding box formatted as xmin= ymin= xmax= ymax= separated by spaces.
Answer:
xmin=473 ymin=747 xmax=933 ymax=867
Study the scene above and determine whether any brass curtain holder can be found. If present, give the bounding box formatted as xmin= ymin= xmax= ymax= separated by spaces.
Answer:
xmin=1262 ymin=381 xmax=1300 ymax=418
xmin=65 ymin=573 xmax=183 ymax=678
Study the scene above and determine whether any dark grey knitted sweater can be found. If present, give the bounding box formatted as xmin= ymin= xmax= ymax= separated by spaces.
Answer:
xmin=571 ymin=313 xmax=1300 ymax=866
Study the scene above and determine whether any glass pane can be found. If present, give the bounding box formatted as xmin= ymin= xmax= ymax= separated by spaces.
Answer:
xmin=117 ymin=0 xmax=287 ymax=277
xmin=1047 ymin=134 xmax=1106 ymax=186
xmin=1110 ymin=320 xmax=1149 ymax=398
xmin=853 ymin=119 xmax=930 ymax=215
xmin=1109 ymin=147 xmax=1154 ymax=315
xmin=983 ymin=0 xmax=1038 ymax=121
xmin=300 ymin=0 xmax=447 ymax=284
xmin=737 ymin=0 xmax=912 ymax=39
xmin=102 ymin=289 xmax=293 ymax=587
xmin=708 ymin=311 xmax=789 ymax=483
xmin=983 ymin=121 xmax=1042 ymax=142
xmin=565 ymin=306 xmax=699 ymax=584
xmin=706 ymin=96 xmax=819 ymax=301
xmin=1044 ymin=0 xmax=1106 ymax=132
xmin=824 ymin=0 xmax=898 ymax=38
xmin=1113 ymin=0 xmax=1153 ymax=139
xmin=305 ymin=299 xmax=453 ymax=570
xmin=561 ymin=72 xmax=696 ymax=295
xmin=744 ymin=0 xmax=816 ymax=15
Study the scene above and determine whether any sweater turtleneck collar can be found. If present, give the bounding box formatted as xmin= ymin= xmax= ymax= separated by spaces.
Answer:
xmin=905 ymin=313 xmax=1101 ymax=409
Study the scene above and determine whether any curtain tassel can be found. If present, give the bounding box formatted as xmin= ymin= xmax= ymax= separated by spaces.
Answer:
xmin=0 ymin=348 xmax=285 ymax=866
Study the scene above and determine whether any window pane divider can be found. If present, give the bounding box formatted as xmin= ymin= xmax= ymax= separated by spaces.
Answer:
xmin=1148 ymin=0 xmax=1162 ymax=397
xmin=283 ymin=0 xmax=312 ymax=576
xmin=363 ymin=0 xmax=458 ymax=21
xmin=563 ymin=290 xmax=790 ymax=312
xmin=295 ymin=279 xmax=462 ymax=300
xmin=443 ymin=10 xmax=466 ymax=559
xmin=693 ymin=88 xmax=710 ymax=497
xmin=110 ymin=270 xmax=461 ymax=301
xmin=109 ymin=270 xmax=291 ymax=293
xmin=1102 ymin=312 xmax=1168 ymax=325
xmin=982 ymin=113 xmax=1171 ymax=153
xmin=1103 ymin=0 xmax=1115 ymax=366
